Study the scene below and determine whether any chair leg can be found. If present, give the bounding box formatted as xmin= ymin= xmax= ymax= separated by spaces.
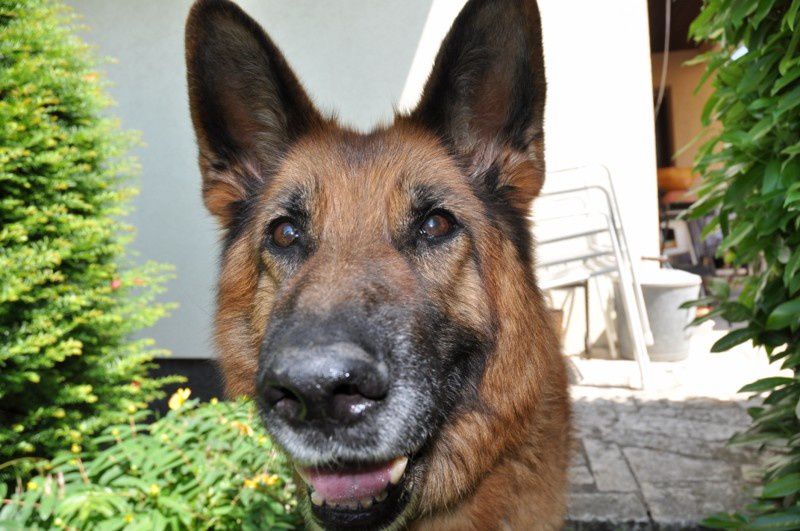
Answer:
xmin=583 ymin=280 xmax=590 ymax=358
xmin=594 ymin=277 xmax=619 ymax=359
xmin=607 ymin=222 xmax=651 ymax=389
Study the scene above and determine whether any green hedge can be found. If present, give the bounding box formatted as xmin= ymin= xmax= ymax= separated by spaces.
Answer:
xmin=0 ymin=396 xmax=302 ymax=530
xmin=688 ymin=0 xmax=800 ymax=528
xmin=0 ymin=0 xmax=174 ymax=477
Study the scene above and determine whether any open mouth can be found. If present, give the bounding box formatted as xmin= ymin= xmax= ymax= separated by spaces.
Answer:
xmin=296 ymin=456 xmax=412 ymax=529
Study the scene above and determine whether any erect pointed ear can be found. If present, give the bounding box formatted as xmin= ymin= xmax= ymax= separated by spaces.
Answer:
xmin=185 ymin=0 xmax=323 ymax=226
xmin=408 ymin=0 xmax=546 ymax=209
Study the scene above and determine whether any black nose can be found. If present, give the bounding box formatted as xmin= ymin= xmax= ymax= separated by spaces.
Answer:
xmin=260 ymin=342 xmax=389 ymax=425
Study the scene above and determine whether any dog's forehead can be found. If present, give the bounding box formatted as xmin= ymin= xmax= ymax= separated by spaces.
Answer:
xmin=269 ymin=127 xmax=471 ymax=221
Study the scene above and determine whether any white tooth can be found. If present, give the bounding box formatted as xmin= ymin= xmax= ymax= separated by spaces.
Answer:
xmin=359 ymin=497 xmax=373 ymax=509
xmin=310 ymin=491 xmax=324 ymax=506
xmin=389 ymin=456 xmax=408 ymax=484
xmin=342 ymin=501 xmax=359 ymax=510
xmin=374 ymin=491 xmax=388 ymax=502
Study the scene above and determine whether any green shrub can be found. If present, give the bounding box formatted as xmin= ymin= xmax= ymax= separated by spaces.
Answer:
xmin=687 ymin=0 xmax=800 ymax=528
xmin=0 ymin=395 xmax=302 ymax=530
xmin=0 ymin=0 xmax=174 ymax=477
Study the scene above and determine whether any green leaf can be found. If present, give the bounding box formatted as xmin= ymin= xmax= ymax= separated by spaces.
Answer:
xmin=721 ymin=301 xmax=752 ymax=322
xmin=785 ymin=0 xmax=800 ymax=30
xmin=740 ymin=377 xmax=795 ymax=393
xmin=711 ymin=328 xmax=754 ymax=352
xmin=702 ymin=512 xmax=748 ymax=529
xmin=784 ymin=249 xmax=800 ymax=289
xmin=680 ymin=296 xmax=717 ymax=309
xmin=754 ymin=0 xmax=779 ymax=27
xmin=773 ymin=63 xmax=800 ymax=94
xmin=721 ymin=223 xmax=755 ymax=252
xmin=766 ymin=298 xmax=800 ymax=330
xmin=762 ymin=159 xmax=782 ymax=194
xmin=762 ymin=473 xmax=800 ymax=498
xmin=709 ymin=278 xmax=732 ymax=300
xmin=731 ymin=0 xmax=757 ymax=26
xmin=746 ymin=509 xmax=800 ymax=531
xmin=776 ymin=84 xmax=800 ymax=116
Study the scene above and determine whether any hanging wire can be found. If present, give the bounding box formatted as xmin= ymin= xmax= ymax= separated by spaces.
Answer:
xmin=654 ymin=0 xmax=672 ymax=118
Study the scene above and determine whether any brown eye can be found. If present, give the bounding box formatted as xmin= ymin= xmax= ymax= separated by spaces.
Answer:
xmin=271 ymin=220 xmax=300 ymax=248
xmin=420 ymin=211 xmax=456 ymax=240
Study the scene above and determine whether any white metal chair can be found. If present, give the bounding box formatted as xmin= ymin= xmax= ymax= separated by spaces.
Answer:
xmin=532 ymin=165 xmax=653 ymax=389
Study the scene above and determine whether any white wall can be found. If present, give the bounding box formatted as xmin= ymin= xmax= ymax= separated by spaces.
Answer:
xmin=68 ymin=0 xmax=659 ymax=359
xmin=538 ymin=1 xmax=660 ymax=354
xmin=538 ymin=0 xmax=660 ymax=261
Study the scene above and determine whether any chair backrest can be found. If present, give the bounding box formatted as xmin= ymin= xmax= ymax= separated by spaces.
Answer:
xmin=532 ymin=171 xmax=618 ymax=287
xmin=533 ymin=165 xmax=655 ymax=347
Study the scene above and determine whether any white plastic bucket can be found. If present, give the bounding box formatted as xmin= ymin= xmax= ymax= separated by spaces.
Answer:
xmin=615 ymin=269 xmax=702 ymax=362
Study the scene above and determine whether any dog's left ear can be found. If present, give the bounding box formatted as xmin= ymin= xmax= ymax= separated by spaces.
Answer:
xmin=408 ymin=0 xmax=546 ymax=209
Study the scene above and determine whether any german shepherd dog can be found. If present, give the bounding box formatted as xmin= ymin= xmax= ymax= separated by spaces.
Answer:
xmin=185 ymin=0 xmax=570 ymax=528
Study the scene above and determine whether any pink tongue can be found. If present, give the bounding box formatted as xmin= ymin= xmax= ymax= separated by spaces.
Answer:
xmin=299 ymin=461 xmax=393 ymax=503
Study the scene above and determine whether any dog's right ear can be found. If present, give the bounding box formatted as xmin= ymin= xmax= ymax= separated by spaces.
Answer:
xmin=185 ymin=0 xmax=322 ymax=225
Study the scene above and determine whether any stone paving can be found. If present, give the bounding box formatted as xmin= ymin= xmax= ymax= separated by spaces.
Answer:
xmin=563 ymin=319 xmax=787 ymax=529
xmin=567 ymin=388 xmax=757 ymax=529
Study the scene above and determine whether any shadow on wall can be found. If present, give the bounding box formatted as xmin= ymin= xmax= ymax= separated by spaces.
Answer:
xmin=149 ymin=359 xmax=225 ymax=415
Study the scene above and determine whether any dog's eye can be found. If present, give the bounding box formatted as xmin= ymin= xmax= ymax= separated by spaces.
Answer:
xmin=420 ymin=211 xmax=456 ymax=241
xmin=271 ymin=219 xmax=301 ymax=248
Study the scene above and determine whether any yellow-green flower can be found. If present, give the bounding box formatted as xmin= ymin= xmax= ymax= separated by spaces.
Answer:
xmin=70 ymin=443 xmax=81 ymax=453
xmin=148 ymin=484 xmax=161 ymax=496
xmin=168 ymin=388 xmax=191 ymax=410
xmin=230 ymin=420 xmax=253 ymax=436
xmin=26 ymin=481 xmax=38 ymax=491
xmin=243 ymin=473 xmax=280 ymax=489
xmin=124 ymin=514 xmax=134 ymax=523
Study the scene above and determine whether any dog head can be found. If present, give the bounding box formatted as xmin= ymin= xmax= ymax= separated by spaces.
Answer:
xmin=186 ymin=0 xmax=550 ymax=528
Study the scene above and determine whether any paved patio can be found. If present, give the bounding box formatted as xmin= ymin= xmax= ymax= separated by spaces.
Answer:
xmin=565 ymin=319 xmax=787 ymax=529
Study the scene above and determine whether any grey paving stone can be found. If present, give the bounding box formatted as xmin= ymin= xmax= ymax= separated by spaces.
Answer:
xmin=569 ymin=465 xmax=595 ymax=487
xmin=640 ymin=481 xmax=752 ymax=525
xmin=583 ymin=438 xmax=639 ymax=492
xmin=573 ymin=401 xmax=619 ymax=438
xmin=602 ymin=426 xmax=720 ymax=459
xmin=567 ymin=492 xmax=649 ymax=524
xmin=616 ymin=411 xmax=740 ymax=442
xmin=569 ymin=380 xmax=764 ymax=528
xmin=635 ymin=398 xmax=751 ymax=426
xmin=623 ymin=447 xmax=733 ymax=483
xmin=571 ymin=447 xmax=587 ymax=467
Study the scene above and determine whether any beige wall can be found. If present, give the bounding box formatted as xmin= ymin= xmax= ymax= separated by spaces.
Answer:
xmin=651 ymin=49 xmax=715 ymax=169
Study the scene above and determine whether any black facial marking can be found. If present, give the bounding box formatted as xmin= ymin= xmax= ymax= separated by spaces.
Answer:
xmin=470 ymin=163 xmax=535 ymax=271
xmin=222 ymin=194 xmax=259 ymax=255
